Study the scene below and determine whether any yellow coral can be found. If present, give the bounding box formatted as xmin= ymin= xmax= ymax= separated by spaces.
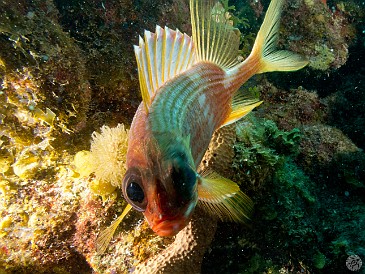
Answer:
xmin=0 ymin=216 xmax=12 ymax=238
xmin=0 ymin=58 xmax=5 ymax=70
xmin=73 ymin=123 xmax=129 ymax=198
xmin=89 ymin=179 xmax=117 ymax=200
xmin=74 ymin=150 xmax=94 ymax=177
xmin=0 ymin=180 xmax=15 ymax=196
xmin=0 ymin=156 xmax=11 ymax=174
xmin=12 ymin=153 xmax=40 ymax=179
xmin=33 ymin=107 xmax=56 ymax=126
xmin=74 ymin=151 xmax=117 ymax=198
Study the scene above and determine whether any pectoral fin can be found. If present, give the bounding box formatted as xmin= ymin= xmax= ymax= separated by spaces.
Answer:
xmin=96 ymin=204 xmax=132 ymax=254
xmin=197 ymin=171 xmax=253 ymax=223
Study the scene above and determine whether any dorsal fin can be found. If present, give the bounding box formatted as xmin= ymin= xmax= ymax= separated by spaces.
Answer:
xmin=134 ymin=26 xmax=196 ymax=111
xmin=190 ymin=0 xmax=241 ymax=68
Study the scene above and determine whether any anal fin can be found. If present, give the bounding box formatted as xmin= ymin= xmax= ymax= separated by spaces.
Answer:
xmin=220 ymin=89 xmax=262 ymax=128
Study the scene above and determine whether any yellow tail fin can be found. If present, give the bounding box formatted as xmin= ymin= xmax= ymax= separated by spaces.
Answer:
xmin=252 ymin=0 xmax=308 ymax=73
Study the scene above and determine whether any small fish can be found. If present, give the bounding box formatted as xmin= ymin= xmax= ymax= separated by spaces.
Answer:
xmin=97 ymin=0 xmax=307 ymax=253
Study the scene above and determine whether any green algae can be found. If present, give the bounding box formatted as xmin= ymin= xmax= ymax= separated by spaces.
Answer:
xmin=313 ymin=251 xmax=326 ymax=269
xmin=204 ymin=111 xmax=364 ymax=273
xmin=232 ymin=115 xmax=301 ymax=189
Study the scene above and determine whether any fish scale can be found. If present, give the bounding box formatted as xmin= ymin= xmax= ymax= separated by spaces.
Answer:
xmin=149 ymin=63 xmax=232 ymax=165
xmin=150 ymin=65 xmax=224 ymax=129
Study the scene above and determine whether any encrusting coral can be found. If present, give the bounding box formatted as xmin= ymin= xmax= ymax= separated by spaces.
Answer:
xmin=0 ymin=0 xmax=91 ymax=138
xmin=134 ymin=207 xmax=217 ymax=274
xmin=0 ymin=154 xmax=92 ymax=272
xmin=281 ymin=0 xmax=356 ymax=72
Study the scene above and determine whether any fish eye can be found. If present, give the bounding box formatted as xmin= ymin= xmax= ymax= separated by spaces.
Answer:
xmin=122 ymin=169 xmax=147 ymax=212
xmin=126 ymin=182 xmax=144 ymax=203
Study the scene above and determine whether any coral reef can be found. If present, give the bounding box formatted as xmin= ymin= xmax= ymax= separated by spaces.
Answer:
xmin=53 ymin=0 xmax=191 ymax=126
xmin=258 ymin=80 xmax=327 ymax=130
xmin=0 ymin=118 xmax=228 ymax=273
xmin=0 ymin=1 xmax=92 ymax=270
xmin=134 ymin=207 xmax=217 ymax=274
xmin=203 ymin=115 xmax=365 ymax=273
xmin=0 ymin=158 xmax=92 ymax=273
xmin=299 ymin=124 xmax=360 ymax=174
xmin=0 ymin=0 xmax=91 ymax=138
xmin=231 ymin=115 xmax=300 ymax=190
xmin=1 ymin=0 xmax=364 ymax=273
xmin=282 ymin=0 xmax=356 ymax=72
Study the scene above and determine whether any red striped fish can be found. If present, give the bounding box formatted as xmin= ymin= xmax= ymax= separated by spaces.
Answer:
xmin=97 ymin=0 xmax=307 ymax=252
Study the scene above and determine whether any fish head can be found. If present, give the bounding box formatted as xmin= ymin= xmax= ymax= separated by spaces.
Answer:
xmin=122 ymin=143 xmax=198 ymax=236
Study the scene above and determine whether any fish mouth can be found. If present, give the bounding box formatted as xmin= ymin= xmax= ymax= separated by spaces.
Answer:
xmin=152 ymin=218 xmax=188 ymax=236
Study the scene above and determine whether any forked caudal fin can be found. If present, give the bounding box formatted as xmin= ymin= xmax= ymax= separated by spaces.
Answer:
xmin=251 ymin=0 xmax=308 ymax=73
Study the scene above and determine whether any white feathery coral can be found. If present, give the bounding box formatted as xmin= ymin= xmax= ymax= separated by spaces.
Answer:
xmin=90 ymin=124 xmax=129 ymax=187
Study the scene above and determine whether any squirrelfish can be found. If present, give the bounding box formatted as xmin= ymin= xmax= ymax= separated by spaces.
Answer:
xmin=97 ymin=0 xmax=307 ymax=252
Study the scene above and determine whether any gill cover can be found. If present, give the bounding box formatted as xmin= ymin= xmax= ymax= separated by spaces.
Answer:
xmin=170 ymin=152 xmax=197 ymax=202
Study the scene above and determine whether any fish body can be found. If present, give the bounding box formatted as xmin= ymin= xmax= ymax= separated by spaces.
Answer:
xmin=126 ymin=62 xmax=230 ymax=235
xmin=97 ymin=0 xmax=308 ymax=247
xmin=125 ymin=60 xmax=253 ymax=235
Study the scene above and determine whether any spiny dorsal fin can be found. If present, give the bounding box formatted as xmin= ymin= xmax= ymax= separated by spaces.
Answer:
xmin=190 ymin=0 xmax=241 ymax=69
xmin=197 ymin=170 xmax=253 ymax=223
xmin=220 ymin=89 xmax=263 ymax=127
xmin=134 ymin=26 xmax=196 ymax=111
